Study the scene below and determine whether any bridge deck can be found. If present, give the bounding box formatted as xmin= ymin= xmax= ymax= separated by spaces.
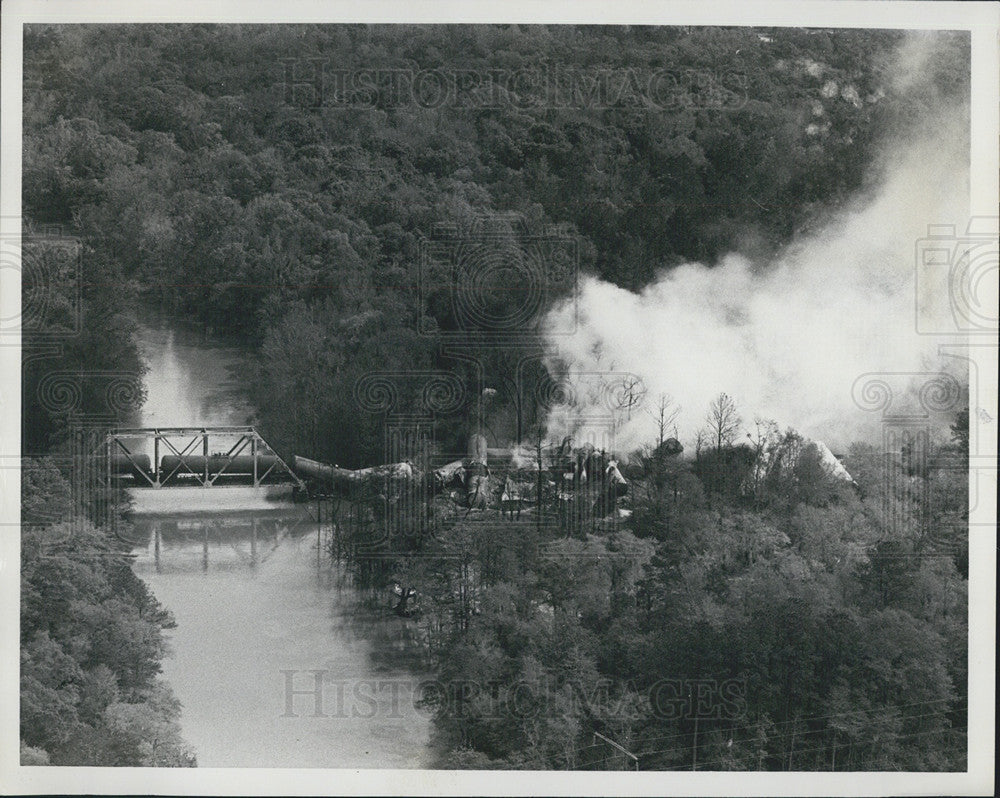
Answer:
xmin=127 ymin=483 xmax=299 ymax=516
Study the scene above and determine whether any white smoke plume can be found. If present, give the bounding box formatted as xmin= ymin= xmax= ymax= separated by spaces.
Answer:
xmin=542 ymin=34 xmax=971 ymax=454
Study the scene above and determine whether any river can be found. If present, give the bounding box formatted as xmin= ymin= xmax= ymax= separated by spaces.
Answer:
xmin=127 ymin=314 xmax=434 ymax=768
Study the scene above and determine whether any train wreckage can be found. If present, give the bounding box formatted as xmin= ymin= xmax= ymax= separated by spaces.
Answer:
xmin=288 ymin=428 xmax=853 ymax=526
xmin=290 ymin=431 xmax=633 ymax=522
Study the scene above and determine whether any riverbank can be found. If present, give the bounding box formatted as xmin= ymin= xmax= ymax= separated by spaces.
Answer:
xmin=126 ymin=315 xmax=434 ymax=768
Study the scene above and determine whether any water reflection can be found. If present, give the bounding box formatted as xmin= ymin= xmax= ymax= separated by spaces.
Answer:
xmin=130 ymin=505 xmax=433 ymax=768
xmin=135 ymin=318 xmax=254 ymax=429
xmin=130 ymin=318 xmax=433 ymax=768
xmin=132 ymin=509 xmax=312 ymax=573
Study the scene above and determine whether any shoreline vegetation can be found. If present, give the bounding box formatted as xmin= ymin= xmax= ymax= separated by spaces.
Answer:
xmin=21 ymin=461 xmax=196 ymax=766
xmin=316 ymin=413 xmax=969 ymax=770
xmin=21 ymin=24 xmax=968 ymax=769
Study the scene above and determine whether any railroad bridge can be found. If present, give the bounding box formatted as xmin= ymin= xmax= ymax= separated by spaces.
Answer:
xmin=100 ymin=425 xmax=628 ymax=532
xmin=106 ymin=426 xmax=304 ymax=493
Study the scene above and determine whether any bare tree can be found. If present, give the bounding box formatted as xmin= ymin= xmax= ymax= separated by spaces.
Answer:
xmin=693 ymin=428 xmax=708 ymax=461
xmin=608 ymin=374 xmax=647 ymax=423
xmin=532 ymin=422 xmax=547 ymax=535
xmin=746 ymin=417 xmax=779 ymax=503
xmin=648 ymin=392 xmax=680 ymax=448
xmin=705 ymin=392 xmax=743 ymax=453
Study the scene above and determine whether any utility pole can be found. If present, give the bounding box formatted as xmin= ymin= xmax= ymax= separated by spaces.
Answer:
xmin=691 ymin=684 xmax=699 ymax=771
xmin=692 ymin=714 xmax=699 ymax=771
xmin=535 ymin=426 xmax=545 ymax=535
xmin=316 ymin=495 xmax=322 ymax=570
xmin=593 ymin=731 xmax=638 ymax=771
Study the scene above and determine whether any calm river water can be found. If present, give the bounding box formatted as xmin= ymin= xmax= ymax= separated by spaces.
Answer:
xmin=128 ymin=315 xmax=433 ymax=768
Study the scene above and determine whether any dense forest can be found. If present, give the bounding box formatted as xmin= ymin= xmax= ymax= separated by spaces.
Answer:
xmin=377 ymin=414 xmax=969 ymax=770
xmin=21 ymin=24 xmax=969 ymax=769
xmin=20 ymin=461 xmax=194 ymax=765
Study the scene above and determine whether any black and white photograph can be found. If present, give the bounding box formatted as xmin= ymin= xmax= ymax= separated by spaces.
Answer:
xmin=0 ymin=1 xmax=996 ymax=795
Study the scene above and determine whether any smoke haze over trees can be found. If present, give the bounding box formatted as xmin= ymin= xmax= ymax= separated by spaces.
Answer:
xmin=21 ymin=24 xmax=970 ymax=770
xmin=23 ymin=24 xmax=970 ymax=460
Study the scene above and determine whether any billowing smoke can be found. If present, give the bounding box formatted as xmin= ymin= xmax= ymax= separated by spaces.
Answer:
xmin=542 ymin=34 xmax=971 ymax=454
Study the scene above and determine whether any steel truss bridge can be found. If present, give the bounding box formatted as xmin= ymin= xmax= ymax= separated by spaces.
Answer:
xmin=106 ymin=426 xmax=304 ymax=491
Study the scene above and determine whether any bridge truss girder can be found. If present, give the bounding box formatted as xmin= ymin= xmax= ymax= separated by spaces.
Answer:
xmin=106 ymin=426 xmax=305 ymax=490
